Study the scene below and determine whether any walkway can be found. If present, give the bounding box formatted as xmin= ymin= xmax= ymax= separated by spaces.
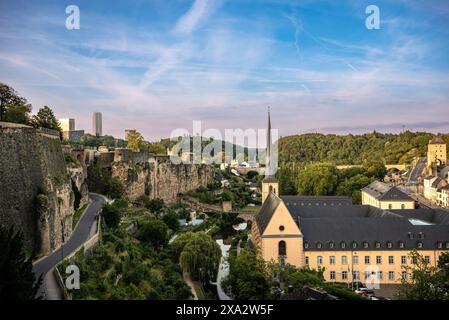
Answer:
xmin=33 ymin=193 xmax=106 ymax=299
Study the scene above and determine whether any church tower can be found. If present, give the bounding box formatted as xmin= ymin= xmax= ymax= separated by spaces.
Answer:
xmin=261 ymin=108 xmax=279 ymax=203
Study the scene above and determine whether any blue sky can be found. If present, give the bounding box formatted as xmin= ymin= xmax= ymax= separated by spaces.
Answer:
xmin=1 ymin=0 xmax=449 ymax=141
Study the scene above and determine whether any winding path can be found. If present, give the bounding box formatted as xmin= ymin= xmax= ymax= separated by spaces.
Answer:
xmin=33 ymin=193 xmax=106 ymax=299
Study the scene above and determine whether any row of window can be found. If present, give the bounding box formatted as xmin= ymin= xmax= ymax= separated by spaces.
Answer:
xmin=303 ymin=240 xmax=449 ymax=250
xmin=306 ymin=255 xmax=429 ymax=266
xmin=328 ymin=271 xmax=409 ymax=281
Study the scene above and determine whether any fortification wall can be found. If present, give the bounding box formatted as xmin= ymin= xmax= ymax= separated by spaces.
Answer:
xmin=110 ymin=156 xmax=213 ymax=203
xmin=0 ymin=126 xmax=74 ymax=254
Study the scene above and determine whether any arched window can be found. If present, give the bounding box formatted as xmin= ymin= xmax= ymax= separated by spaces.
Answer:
xmin=279 ymin=241 xmax=286 ymax=257
xmin=269 ymin=185 xmax=273 ymax=192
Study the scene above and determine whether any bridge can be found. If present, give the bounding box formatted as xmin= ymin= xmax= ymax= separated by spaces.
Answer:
xmin=179 ymin=195 xmax=256 ymax=221
xmin=336 ymin=164 xmax=408 ymax=171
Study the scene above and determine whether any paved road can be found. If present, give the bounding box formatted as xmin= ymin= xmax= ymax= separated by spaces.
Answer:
xmin=33 ymin=193 xmax=106 ymax=298
xmin=408 ymin=157 xmax=426 ymax=184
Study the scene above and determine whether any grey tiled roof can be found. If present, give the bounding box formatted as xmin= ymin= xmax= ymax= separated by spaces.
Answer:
xmin=361 ymin=181 xmax=412 ymax=201
xmin=282 ymin=195 xmax=352 ymax=207
xmin=255 ymin=192 xmax=281 ymax=234
xmin=429 ymin=136 xmax=445 ymax=144
xmin=255 ymin=194 xmax=449 ymax=251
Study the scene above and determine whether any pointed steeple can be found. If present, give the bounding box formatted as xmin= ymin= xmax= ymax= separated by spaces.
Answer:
xmin=265 ymin=107 xmax=271 ymax=178
xmin=262 ymin=107 xmax=278 ymax=202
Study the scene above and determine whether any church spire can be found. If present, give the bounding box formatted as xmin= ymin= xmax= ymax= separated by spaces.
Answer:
xmin=261 ymin=107 xmax=278 ymax=203
xmin=265 ymin=107 xmax=271 ymax=178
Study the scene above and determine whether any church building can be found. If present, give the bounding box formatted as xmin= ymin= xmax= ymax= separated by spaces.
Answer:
xmin=251 ymin=112 xmax=449 ymax=285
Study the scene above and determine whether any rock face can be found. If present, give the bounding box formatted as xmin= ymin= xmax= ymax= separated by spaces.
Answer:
xmin=0 ymin=125 xmax=75 ymax=254
xmin=109 ymin=153 xmax=213 ymax=202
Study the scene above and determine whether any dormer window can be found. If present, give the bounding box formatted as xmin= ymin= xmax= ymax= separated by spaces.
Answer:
xmin=329 ymin=242 xmax=334 ymax=249
xmin=399 ymin=241 xmax=404 ymax=249
xmin=387 ymin=242 xmax=393 ymax=249
xmin=437 ymin=242 xmax=443 ymax=249
xmin=304 ymin=242 xmax=309 ymax=249
xmin=375 ymin=242 xmax=381 ymax=249
xmin=446 ymin=242 xmax=449 ymax=249
xmin=352 ymin=242 xmax=357 ymax=249
xmin=341 ymin=242 xmax=346 ymax=249
xmin=363 ymin=242 xmax=369 ymax=249
xmin=279 ymin=225 xmax=285 ymax=231
xmin=417 ymin=241 xmax=423 ymax=249
xmin=418 ymin=232 xmax=424 ymax=239
xmin=317 ymin=242 xmax=322 ymax=249
xmin=408 ymin=232 xmax=414 ymax=239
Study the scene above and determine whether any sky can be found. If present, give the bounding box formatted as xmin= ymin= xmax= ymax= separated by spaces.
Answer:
xmin=1 ymin=0 xmax=449 ymax=143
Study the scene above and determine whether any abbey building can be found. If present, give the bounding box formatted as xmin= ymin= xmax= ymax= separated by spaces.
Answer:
xmin=251 ymin=113 xmax=449 ymax=285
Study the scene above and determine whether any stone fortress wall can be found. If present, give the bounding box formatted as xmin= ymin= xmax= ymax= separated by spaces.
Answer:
xmin=0 ymin=123 xmax=76 ymax=255
xmin=99 ymin=147 xmax=213 ymax=202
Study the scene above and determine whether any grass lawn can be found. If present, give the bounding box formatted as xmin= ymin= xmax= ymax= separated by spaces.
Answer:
xmin=72 ymin=203 xmax=88 ymax=229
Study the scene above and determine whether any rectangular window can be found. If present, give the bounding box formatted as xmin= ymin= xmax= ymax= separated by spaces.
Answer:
xmin=305 ymin=256 xmax=309 ymax=265
xmin=412 ymin=256 xmax=417 ymax=264
xmin=424 ymin=256 xmax=430 ymax=264
xmin=353 ymin=256 xmax=359 ymax=265
xmin=353 ymin=271 xmax=360 ymax=280
xmin=401 ymin=256 xmax=407 ymax=265
xmin=365 ymin=256 xmax=370 ymax=264
xmin=329 ymin=256 xmax=335 ymax=265
xmin=342 ymin=256 xmax=347 ymax=265
xmin=342 ymin=271 xmax=348 ymax=280
xmin=402 ymin=271 xmax=408 ymax=280
xmin=388 ymin=256 xmax=394 ymax=264
xmin=364 ymin=271 xmax=371 ymax=280
xmin=388 ymin=271 xmax=395 ymax=280
xmin=317 ymin=256 xmax=323 ymax=265
xmin=376 ymin=256 xmax=382 ymax=264
xmin=330 ymin=271 xmax=335 ymax=280
xmin=377 ymin=271 xmax=383 ymax=280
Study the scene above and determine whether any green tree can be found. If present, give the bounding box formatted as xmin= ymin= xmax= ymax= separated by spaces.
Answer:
xmin=31 ymin=106 xmax=62 ymax=134
xmin=178 ymin=232 xmax=221 ymax=286
xmin=127 ymin=131 xmax=145 ymax=151
xmin=162 ymin=211 xmax=180 ymax=231
xmin=105 ymin=177 xmax=125 ymax=199
xmin=396 ymin=251 xmax=449 ymax=300
xmin=0 ymin=226 xmax=42 ymax=300
xmin=297 ymin=163 xmax=338 ymax=195
xmin=138 ymin=220 xmax=168 ymax=249
xmin=102 ymin=203 xmax=122 ymax=229
xmin=222 ymin=248 xmax=270 ymax=300
xmin=0 ymin=83 xmax=31 ymax=123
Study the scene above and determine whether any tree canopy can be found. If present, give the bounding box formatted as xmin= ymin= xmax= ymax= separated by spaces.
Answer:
xmin=0 ymin=226 xmax=41 ymax=300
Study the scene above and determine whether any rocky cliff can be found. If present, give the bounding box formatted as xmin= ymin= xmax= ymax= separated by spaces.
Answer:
xmin=0 ymin=124 xmax=75 ymax=255
xmin=111 ymin=157 xmax=213 ymax=202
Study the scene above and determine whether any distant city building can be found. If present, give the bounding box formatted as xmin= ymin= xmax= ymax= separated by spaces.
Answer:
xmin=361 ymin=180 xmax=415 ymax=209
xmin=63 ymin=130 xmax=85 ymax=142
xmin=92 ymin=112 xmax=102 ymax=136
xmin=124 ymin=129 xmax=136 ymax=141
xmin=59 ymin=118 xmax=75 ymax=132
xmin=423 ymin=176 xmax=448 ymax=203
xmin=59 ymin=118 xmax=85 ymax=142
xmin=427 ymin=136 xmax=446 ymax=167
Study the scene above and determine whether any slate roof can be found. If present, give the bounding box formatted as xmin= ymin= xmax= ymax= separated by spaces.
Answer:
xmin=281 ymin=195 xmax=352 ymax=207
xmin=255 ymin=192 xmax=281 ymax=234
xmin=255 ymin=193 xmax=449 ymax=251
xmin=429 ymin=136 xmax=445 ymax=144
xmin=361 ymin=181 xmax=412 ymax=201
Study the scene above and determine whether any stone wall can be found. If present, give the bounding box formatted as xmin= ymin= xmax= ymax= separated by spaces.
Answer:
xmin=0 ymin=126 xmax=75 ymax=254
xmin=111 ymin=155 xmax=213 ymax=203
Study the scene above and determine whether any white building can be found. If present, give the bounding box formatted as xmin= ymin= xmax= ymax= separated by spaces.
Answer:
xmin=59 ymin=118 xmax=75 ymax=132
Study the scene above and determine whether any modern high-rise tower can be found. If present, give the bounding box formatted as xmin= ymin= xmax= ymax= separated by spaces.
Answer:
xmin=92 ymin=112 xmax=102 ymax=136
xmin=59 ymin=118 xmax=75 ymax=132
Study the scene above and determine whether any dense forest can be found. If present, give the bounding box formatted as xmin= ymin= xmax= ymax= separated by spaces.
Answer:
xmin=278 ymin=131 xmax=449 ymax=165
